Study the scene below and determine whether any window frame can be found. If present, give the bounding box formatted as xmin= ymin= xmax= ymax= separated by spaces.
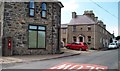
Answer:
xmin=87 ymin=26 xmax=91 ymax=31
xmin=29 ymin=0 xmax=35 ymax=17
xmin=28 ymin=30 xmax=37 ymax=48
xmin=28 ymin=24 xmax=46 ymax=49
xmin=88 ymin=36 xmax=91 ymax=42
xmin=72 ymin=26 xmax=76 ymax=32
xmin=41 ymin=2 xmax=47 ymax=18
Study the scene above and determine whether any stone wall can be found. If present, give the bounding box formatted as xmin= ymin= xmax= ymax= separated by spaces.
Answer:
xmin=0 ymin=2 xmax=4 ymax=38
xmin=3 ymin=2 xmax=62 ymax=55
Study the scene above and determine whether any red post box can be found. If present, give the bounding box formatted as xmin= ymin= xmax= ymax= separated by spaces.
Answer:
xmin=8 ymin=37 xmax=12 ymax=49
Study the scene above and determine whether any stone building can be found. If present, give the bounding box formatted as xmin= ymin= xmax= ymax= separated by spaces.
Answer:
xmin=61 ymin=10 xmax=113 ymax=50
xmin=0 ymin=2 xmax=4 ymax=39
xmin=61 ymin=24 xmax=68 ymax=46
xmin=1 ymin=1 xmax=64 ymax=56
xmin=0 ymin=2 xmax=4 ymax=47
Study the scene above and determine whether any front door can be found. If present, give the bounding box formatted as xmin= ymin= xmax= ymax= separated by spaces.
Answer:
xmin=79 ymin=36 xmax=83 ymax=42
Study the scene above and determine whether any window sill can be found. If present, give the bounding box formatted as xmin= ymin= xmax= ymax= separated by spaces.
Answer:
xmin=28 ymin=48 xmax=46 ymax=50
xmin=41 ymin=17 xmax=47 ymax=19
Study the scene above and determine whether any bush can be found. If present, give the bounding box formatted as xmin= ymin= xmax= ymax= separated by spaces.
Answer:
xmin=89 ymin=47 xmax=96 ymax=50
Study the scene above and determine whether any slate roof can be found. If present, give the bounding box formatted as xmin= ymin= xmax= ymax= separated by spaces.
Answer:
xmin=68 ymin=15 xmax=96 ymax=25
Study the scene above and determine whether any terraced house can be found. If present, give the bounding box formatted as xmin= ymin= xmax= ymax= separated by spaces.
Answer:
xmin=61 ymin=10 xmax=113 ymax=50
xmin=0 ymin=0 xmax=64 ymax=56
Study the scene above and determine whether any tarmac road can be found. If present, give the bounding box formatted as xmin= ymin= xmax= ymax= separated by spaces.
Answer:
xmin=2 ymin=49 xmax=119 ymax=70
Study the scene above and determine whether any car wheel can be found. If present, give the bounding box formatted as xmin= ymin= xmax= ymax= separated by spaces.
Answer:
xmin=66 ymin=46 xmax=70 ymax=49
xmin=79 ymin=48 xmax=82 ymax=51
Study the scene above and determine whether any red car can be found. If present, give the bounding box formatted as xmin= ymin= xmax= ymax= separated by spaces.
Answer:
xmin=65 ymin=42 xmax=88 ymax=51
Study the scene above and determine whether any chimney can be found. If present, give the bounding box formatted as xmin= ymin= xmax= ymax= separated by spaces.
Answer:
xmin=98 ymin=20 xmax=106 ymax=28
xmin=83 ymin=10 xmax=95 ymax=21
xmin=103 ymin=25 xmax=106 ymax=29
xmin=72 ymin=12 xmax=77 ymax=18
xmin=94 ymin=17 xmax=98 ymax=22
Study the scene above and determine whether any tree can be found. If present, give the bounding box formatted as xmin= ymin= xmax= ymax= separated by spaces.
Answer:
xmin=116 ymin=36 xmax=120 ymax=40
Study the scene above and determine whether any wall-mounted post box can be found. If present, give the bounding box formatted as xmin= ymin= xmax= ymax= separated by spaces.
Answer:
xmin=8 ymin=37 xmax=12 ymax=49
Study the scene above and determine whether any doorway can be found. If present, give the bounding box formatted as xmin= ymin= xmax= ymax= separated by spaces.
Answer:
xmin=79 ymin=36 xmax=83 ymax=42
xmin=77 ymin=35 xmax=84 ymax=42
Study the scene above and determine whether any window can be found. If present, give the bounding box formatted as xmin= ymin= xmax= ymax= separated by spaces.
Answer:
xmin=41 ymin=2 xmax=47 ymax=18
xmin=88 ymin=36 xmax=91 ymax=42
xmin=87 ymin=26 xmax=91 ymax=31
xmin=29 ymin=25 xmax=46 ymax=49
xmin=63 ymin=28 xmax=66 ymax=34
xmin=80 ymin=28 xmax=82 ymax=31
xmin=73 ymin=26 xmax=76 ymax=32
xmin=29 ymin=0 xmax=35 ymax=17
xmin=73 ymin=36 xmax=76 ymax=42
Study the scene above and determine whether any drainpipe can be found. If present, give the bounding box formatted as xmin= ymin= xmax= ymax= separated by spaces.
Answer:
xmin=52 ymin=3 xmax=54 ymax=54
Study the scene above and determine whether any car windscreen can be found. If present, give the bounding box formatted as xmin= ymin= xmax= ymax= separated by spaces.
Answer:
xmin=110 ymin=43 xmax=116 ymax=45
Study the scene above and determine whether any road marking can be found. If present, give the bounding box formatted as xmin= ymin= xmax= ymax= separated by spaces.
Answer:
xmin=50 ymin=62 xmax=108 ymax=70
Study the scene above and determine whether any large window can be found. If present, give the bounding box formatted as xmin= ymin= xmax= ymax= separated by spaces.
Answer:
xmin=29 ymin=0 xmax=35 ymax=17
xmin=41 ymin=2 xmax=47 ymax=18
xmin=29 ymin=25 xmax=46 ymax=49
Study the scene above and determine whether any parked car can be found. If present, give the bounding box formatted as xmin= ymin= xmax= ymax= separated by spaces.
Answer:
xmin=117 ymin=42 xmax=120 ymax=48
xmin=108 ymin=43 xmax=117 ymax=49
xmin=65 ymin=42 xmax=88 ymax=51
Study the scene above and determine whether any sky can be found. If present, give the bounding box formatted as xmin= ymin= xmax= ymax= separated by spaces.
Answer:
xmin=59 ymin=0 xmax=119 ymax=37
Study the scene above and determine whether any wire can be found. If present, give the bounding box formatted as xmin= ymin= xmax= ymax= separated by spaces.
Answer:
xmin=89 ymin=0 xmax=118 ymax=19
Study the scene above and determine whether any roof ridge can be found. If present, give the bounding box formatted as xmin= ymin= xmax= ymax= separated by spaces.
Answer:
xmin=69 ymin=15 xmax=96 ymax=25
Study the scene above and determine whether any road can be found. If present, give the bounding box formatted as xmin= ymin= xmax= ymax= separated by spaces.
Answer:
xmin=2 ymin=49 xmax=119 ymax=70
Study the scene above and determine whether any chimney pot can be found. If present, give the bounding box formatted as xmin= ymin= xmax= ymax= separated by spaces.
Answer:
xmin=72 ymin=12 xmax=77 ymax=18
xmin=95 ymin=17 xmax=98 ymax=22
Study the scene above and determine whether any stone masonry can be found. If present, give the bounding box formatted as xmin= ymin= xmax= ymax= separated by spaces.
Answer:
xmin=2 ymin=2 xmax=64 ymax=56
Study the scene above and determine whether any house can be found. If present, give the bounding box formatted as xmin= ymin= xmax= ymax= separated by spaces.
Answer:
xmin=0 ymin=1 xmax=64 ymax=56
xmin=61 ymin=24 xmax=68 ymax=46
xmin=61 ymin=10 xmax=113 ymax=50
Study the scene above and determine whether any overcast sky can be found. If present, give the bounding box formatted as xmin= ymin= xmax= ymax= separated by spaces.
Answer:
xmin=59 ymin=0 xmax=119 ymax=37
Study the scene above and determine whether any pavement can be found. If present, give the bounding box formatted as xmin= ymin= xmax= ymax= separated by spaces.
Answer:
xmin=0 ymin=48 xmax=96 ymax=64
